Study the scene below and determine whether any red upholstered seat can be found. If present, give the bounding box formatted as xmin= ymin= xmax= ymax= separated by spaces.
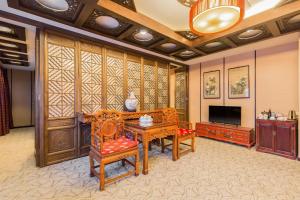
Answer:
xmin=178 ymin=128 xmax=193 ymax=136
xmin=101 ymin=137 xmax=138 ymax=155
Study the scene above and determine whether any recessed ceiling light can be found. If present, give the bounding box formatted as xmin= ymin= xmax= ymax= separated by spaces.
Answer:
xmin=95 ymin=16 xmax=120 ymax=29
xmin=0 ymin=42 xmax=18 ymax=48
xmin=35 ymin=0 xmax=69 ymax=12
xmin=161 ymin=43 xmax=177 ymax=50
xmin=180 ymin=50 xmax=195 ymax=57
xmin=0 ymin=26 xmax=14 ymax=34
xmin=133 ymin=30 xmax=153 ymax=42
xmin=9 ymin=61 xmax=22 ymax=65
xmin=205 ymin=42 xmax=223 ymax=48
xmin=4 ymin=53 xmax=20 ymax=58
xmin=238 ymin=29 xmax=263 ymax=40
xmin=288 ymin=14 xmax=300 ymax=24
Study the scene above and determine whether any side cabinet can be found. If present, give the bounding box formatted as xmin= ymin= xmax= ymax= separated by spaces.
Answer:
xmin=256 ymin=119 xmax=297 ymax=159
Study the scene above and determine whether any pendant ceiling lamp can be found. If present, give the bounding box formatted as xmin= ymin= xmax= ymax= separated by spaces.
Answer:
xmin=190 ymin=0 xmax=245 ymax=35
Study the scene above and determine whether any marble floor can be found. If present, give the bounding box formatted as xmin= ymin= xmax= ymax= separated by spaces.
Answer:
xmin=1 ymin=128 xmax=300 ymax=200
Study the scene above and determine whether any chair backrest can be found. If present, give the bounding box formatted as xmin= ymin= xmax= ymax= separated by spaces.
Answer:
xmin=91 ymin=110 xmax=124 ymax=151
xmin=161 ymin=108 xmax=179 ymax=125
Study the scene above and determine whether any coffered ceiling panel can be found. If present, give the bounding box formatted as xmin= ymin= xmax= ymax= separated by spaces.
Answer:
xmin=0 ymin=58 xmax=29 ymax=66
xmin=228 ymin=25 xmax=273 ymax=46
xmin=111 ymin=0 xmax=136 ymax=11
xmin=152 ymin=40 xmax=185 ymax=55
xmin=83 ymin=8 xmax=133 ymax=37
xmin=0 ymin=21 xmax=26 ymax=41
xmin=5 ymin=0 xmax=300 ymax=62
xmin=124 ymin=28 xmax=164 ymax=48
xmin=196 ymin=40 xmax=231 ymax=54
xmin=9 ymin=0 xmax=84 ymax=23
xmin=277 ymin=11 xmax=300 ymax=34
xmin=0 ymin=39 xmax=27 ymax=52
xmin=0 ymin=51 xmax=28 ymax=60
xmin=173 ymin=49 xmax=200 ymax=61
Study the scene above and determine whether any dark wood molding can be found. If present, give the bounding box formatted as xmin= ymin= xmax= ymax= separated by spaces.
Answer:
xmin=265 ymin=21 xmax=281 ymax=37
xmin=221 ymin=38 xmax=238 ymax=48
xmin=74 ymin=0 xmax=97 ymax=27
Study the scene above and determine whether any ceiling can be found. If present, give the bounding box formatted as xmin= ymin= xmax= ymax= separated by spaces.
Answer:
xmin=0 ymin=16 xmax=36 ymax=70
xmin=2 ymin=0 xmax=300 ymax=63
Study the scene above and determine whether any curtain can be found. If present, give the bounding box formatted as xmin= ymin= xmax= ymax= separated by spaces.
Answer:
xmin=0 ymin=67 xmax=12 ymax=136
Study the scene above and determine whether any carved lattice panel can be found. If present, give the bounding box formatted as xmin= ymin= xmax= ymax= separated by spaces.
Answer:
xmin=143 ymin=64 xmax=156 ymax=110
xmin=81 ymin=51 xmax=102 ymax=114
xmin=175 ymin=72 xmax=186 ymax=109
xmin=107 ymin=56 xmax=124 ymax=111
xmin=48 ymin=43 xmax=75 ymax=118
xmin=127 ymin=60 xmax=141 ymax=110
xmin=157 ymin=66 xmax=169 ymax=108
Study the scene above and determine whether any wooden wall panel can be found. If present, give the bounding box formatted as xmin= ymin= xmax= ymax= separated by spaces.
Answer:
xmin=106 ymin=55 xmax=124 ymax=111
xmin=41 ymin=31 xmax=177 ymax=166
xmin=127 ymin=59 xmax=141 ymax=111
xmin=80 ymin=50 xmax=102 ymax=113
xmin=143 ymin=60 xmax=156 ymax=110
xmin=157 ymin=63 xmax=169 ymax=109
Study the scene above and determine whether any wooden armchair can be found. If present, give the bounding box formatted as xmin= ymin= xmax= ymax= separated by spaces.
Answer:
xmin=89 ymin=110 xmax=139 ymax=191
xmin=161 ymin=108 xmax=195 ymax=159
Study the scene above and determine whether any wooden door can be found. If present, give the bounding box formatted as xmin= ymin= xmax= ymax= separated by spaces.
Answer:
xmin=274 ymin=122 xmax=294 ymax=156
xmin=257 ymin=120 xmax=274 ymax=151
xmin=175 ymin=67 xmax=189 ymax=122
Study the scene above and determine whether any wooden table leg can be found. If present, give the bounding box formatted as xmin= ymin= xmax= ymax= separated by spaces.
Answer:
xmin=172 ymin=134 xmax=177 ymax=161
xmin=143 ymin=137 xmax=149 ymax=175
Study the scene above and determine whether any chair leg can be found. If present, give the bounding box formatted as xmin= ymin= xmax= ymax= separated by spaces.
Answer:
xmin=135 ymin=151 xmax=139 ymax=176
xmin=121 ymin=159 xmax=126 ymax=166
xmin=161 ymin=138 xmax=165 ymax=153
xmin=191 ymin=135 xmax=195 ymax=152
xmin=149 ymin=142 xmax=152 ymax=151
xmin=99 ymin=162 xmax=105 ymax=191
xmin=177 ymin=138 xmax=180 ymax=159
xmin=89 ymin=155 xmax=95 ymax=177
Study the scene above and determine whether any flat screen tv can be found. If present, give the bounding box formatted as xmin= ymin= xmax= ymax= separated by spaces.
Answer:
xmin=209 ymin=106 xmax=241 ymax=126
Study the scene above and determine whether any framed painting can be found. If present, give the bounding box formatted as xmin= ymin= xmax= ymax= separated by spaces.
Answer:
xmin=228 ymin=65 xmax=250 ymax=99
xmin=203 ymin=70 xmax=220 ymax=99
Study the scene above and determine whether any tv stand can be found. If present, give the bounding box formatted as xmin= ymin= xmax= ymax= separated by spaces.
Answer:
xmin=196 ymin=122 xmax=255 ymax=148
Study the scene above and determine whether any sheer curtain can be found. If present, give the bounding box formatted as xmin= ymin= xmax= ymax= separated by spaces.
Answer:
xmin=0 ymin=67 xmax=12 ymax=136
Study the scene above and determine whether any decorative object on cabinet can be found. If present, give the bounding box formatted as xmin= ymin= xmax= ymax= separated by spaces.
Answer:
xmin=125 ymin=91 xmax=138 ymax=112
xmin=288 ymin=110 xmax=297 ymax=120
xmin=256 ymin=119 xmax=298 ymax=159
xmin=196 ymin=122 xmax=255 ymax=148
xmin=89 ymin=110 xmax=139 ymax=191
xmin=203 ymin=70 xmax=220 ymax=99
xmin=160 ymin=108 xmax=195 ymax=159
xmin=228 ymin=65 xmax=250 ymax=99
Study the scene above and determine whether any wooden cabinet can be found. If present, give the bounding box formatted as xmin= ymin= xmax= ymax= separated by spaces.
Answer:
xmin=256 ymin=119 xmax=297 ymax=159
xmin=196 ymin=122 xmax=255 ymax=148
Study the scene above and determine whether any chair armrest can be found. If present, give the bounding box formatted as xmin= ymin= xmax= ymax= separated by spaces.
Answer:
xmin=179 ymin=121 xmax=193 ymax=130
xmin=123 ymin=127 xmax=138 ymax=142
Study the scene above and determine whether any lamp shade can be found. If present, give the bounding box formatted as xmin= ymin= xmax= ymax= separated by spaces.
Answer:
xmin=190 ymin=0 xmax=245 ymax=35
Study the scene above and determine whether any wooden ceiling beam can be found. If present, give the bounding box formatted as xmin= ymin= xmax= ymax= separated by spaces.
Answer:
xmin=98 ymin=0 xmax=193 ymax=47
xmin=191 ymin=0 xmax=300 ymax=47
xmin=147 ymin=38 xmax=169 ymax=49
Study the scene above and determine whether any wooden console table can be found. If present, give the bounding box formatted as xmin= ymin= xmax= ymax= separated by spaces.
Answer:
xmin=125 ymin=120 xmax=178 ymax=175
xmin=196 ymin=122 xmax=255 ymax=148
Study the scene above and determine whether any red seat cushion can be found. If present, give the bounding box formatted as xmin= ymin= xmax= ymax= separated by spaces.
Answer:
xmin=101 ymin=137 xmax=138 ymax=155
xmin=178 ymin=128 xmax=193 ymax=136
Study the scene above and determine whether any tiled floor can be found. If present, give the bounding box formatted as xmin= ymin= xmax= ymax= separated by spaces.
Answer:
xmin=1 ymin=128 xmax=300 ymax=200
